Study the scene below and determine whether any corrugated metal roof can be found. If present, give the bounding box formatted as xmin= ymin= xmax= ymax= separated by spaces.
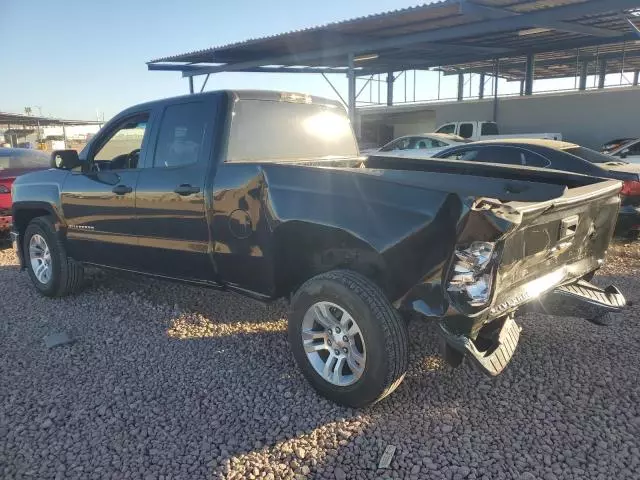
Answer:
xmin=149 ymin=1 xmax=457 ymax=63
xmin=148 ymin=0 xmax=640 ymax=80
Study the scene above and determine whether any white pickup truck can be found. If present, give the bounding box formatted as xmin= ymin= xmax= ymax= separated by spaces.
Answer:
xmin=435 ymin=121 xmax=562 ymax=141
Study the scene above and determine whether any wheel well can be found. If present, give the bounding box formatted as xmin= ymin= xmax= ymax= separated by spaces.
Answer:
xmin=273 ymin=222 xmax=388 ymax=298
xmin=13 ymin=208 xmax=52 ymax=236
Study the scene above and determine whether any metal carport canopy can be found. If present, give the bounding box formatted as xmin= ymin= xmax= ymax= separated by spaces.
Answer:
xmin=148 ymin=0 xmax=640 ymax=77
xmin=0 ymin=112 xmax=102 ymax=127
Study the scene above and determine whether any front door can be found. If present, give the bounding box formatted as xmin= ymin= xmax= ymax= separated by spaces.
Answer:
xmin=134 ymin=98 xmax=217 ymax=281
xmin=62 ymin=113 xmax=151 ymax=268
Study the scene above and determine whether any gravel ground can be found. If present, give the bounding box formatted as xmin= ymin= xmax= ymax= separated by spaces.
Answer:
xmin=1 ymin=242 xmax=639 ymax=480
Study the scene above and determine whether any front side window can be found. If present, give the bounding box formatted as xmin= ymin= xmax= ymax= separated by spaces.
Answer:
xmin=93 ymin=115 xmax=148 ymax=169
xmin=154 ymin=102 xmax=209 ymax=168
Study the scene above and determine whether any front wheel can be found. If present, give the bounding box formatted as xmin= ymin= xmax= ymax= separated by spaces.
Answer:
xmin=23 ymin=216 xmax=84 ymax=297
xmin=288 ymin=270 xmax=409 ymax=408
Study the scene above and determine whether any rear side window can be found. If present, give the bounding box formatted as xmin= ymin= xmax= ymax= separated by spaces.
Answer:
xmin=476 ymin=147 xmax=550 ymax=167
xmin=227 ymin=100 xmax=357 ymax=162
xmin=439 ymin=148 xmax=479 ymax=161
xmin=380 ymin=137 xmax=411 ymax=152
xmin=436 ymin=124 xmax=456 ymax=135
xmin=521 ymin=150 xmax=550 ymax=168
xmin=481 ymin=122 xmax=499 ymax=136
xmin=458 ymin=123 xmax=474 ymax=139
xmin=154 ymin=102 xmax=209 ymax=168
xmin=564 ymin=146 xmax=617 ymax=165
xmin=626 ymin=141 xmax=640 ymax=155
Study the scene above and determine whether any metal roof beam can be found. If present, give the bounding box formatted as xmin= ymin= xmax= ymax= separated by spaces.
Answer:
xmin=461 ymin=1 xmax=625 ymax=38
xmin=439 ymin=50 xmax=640 ymax=76
xmin=148 ymin=63 xmax=358 ymax=74
xmin=357 ymin=31 xmax=640 ymax=76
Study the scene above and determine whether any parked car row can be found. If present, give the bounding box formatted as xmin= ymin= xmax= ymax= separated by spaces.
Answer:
xmin=7 ymin=90 xmax=628 ymax=407
xmin=430 ymin=139 xmax=640 ymax=238
xmin=607 ymin=138 xmax=640 ymax=163
xmin=365 ymin=131 xmax=640 ymax=238
xmin=433 ymin=120 xmax=562 ymax=142
xmin=0 ymin=148 xmax=50 ymax=238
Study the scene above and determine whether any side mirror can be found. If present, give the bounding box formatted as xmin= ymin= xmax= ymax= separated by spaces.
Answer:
xmin=51 ymin=150 xmax=81 ymax=170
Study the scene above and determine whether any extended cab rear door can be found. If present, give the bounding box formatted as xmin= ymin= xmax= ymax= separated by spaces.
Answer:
xmin=133 ymin=95 xmax=219 ymax=281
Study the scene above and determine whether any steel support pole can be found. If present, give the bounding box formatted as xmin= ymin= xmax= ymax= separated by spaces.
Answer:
xmin=634 ymin=70 xmax=640 ymax=86
xmin=520 ymin=80 xmax=525 ymax=96
xmin=62 ymin=124 xmax=68 ymax=149
xmin=347 ymin=53 xmax=358 ymax=137
xmin=579 ymin=62 xmax=589 ymax=90
xmin=7 ymin=123 xmax=12 ymax=147
xmin=598 ymin=59 xmax=607 ymax=89
xmin=479 ymin=72 xmax=485 ymax=99
xmin=457 ymin=73 xmax=464 ymax=101
xmin=188 ymin=76 xmax=194 ymax=94
xmin=524 ymin=53 xmax=535 ymax=95
xmin=386 ymin=72 xmax=394 ymax=106
xmin=492 ymin=59 xmax=499 ymax=123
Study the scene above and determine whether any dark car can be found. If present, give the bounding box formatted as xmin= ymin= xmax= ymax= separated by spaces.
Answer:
xmin=601 ymin=138 xmax=636 ymax=154
xmin=432 ymin=139 xmax=640 ymax=238
xmin=0 ymin=148 xmax=51 ymax=238
xmin=10 ymin=91 xmax=627 ymax=407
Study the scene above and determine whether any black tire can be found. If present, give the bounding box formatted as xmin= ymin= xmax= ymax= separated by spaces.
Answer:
xmin=288 ymin=270 xmax=409 ymax=408
xmin=23 ymin=216 xmax=84 ymax=297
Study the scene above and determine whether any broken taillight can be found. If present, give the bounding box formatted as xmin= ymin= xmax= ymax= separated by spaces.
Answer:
xmin=621 ymin=180 xmax=640 ymax=197
xmin=447 ymin=242 xmax=496 ymax=307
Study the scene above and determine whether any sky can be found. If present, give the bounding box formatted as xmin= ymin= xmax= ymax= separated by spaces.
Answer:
xmin=1 ymin=0 xmax=613 ymax=121
xmin=1 ymin=0 xmax=433 ymax=120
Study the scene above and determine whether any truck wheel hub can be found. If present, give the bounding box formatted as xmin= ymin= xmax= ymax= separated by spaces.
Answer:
xmin=29 ymin=234 xmax=52 ymax=285
xmin=301 ymin=301 xmax=367 ymax=387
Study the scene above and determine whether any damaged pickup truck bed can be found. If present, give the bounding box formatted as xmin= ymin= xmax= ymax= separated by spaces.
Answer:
xmin=11 ymin=90 xmax=626 ymax=407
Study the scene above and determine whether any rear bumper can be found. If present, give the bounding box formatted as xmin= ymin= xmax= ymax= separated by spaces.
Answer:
xmin=0 ymin=215 xmax=11 ymax=236
xmin=439 ymin=279 xmax=626 ymax=376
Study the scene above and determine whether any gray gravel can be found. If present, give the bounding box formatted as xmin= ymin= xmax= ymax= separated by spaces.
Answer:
xmin=1 ymin=243 xmax=640 ymax=480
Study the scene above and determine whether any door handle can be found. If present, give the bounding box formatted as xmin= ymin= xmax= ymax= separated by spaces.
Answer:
xmin=112 ymin=184 xmax=133 ymax=195
xmin=174 ymin=184 xmax=201 ymax=196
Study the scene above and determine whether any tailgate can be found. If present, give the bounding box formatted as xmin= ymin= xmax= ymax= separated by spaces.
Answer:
xmin=491 ymin=179 xmax=621 ymax=313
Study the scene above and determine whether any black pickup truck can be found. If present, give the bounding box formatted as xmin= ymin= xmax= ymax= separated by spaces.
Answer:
xmin=11 ymin=90 xmax=626 ymax=407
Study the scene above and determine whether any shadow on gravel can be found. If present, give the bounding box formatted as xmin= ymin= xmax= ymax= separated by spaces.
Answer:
xmin=3 ymin=262 xmax=640 ymax=479
xmin=69 ymin=268 xmax=465 ymax=477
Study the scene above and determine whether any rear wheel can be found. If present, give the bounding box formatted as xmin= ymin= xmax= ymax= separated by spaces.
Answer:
xmin=23 ymin=216 xmax=84 ymax=297
xmin=288 ymin=270 xmax=408 ymax=408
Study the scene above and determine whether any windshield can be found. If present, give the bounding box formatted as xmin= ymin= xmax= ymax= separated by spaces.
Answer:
xmin=0 ymin=148 xmax=50 ymax=170
xmin=564 ymin=146 xmax=625 ymax=164
xmin=227 ymin=99 xmax=358 ymax=162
